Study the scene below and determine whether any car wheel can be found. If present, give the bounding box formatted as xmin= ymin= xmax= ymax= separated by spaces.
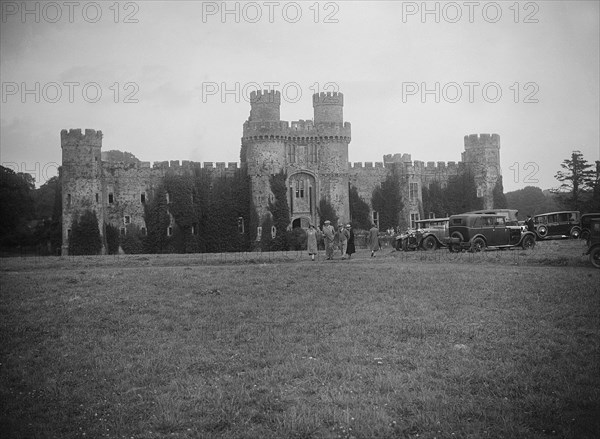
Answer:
xmin=590 ymin=246 xmax=600 ymax=269
xmin=422 ymin=235 xmax=437 ymax=251
xmin=521 ymin=234 xmax=535 ymax=250
xmin=537 ymin=225 xmax=548 ymax=239
xmin=570 ymin=227 xmax=581 ymax=239
xmin=581 ymin=230 xmax=590 ymax=241
xmin=470 ymin=237 xmax=486 ymax=252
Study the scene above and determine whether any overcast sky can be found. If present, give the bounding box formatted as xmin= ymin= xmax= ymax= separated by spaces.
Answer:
xmin=1 ymin=0 xmax=598 ymax=192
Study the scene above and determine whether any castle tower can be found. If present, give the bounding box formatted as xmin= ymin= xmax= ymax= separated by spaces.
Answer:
xmin=313 ymin=92 xmax=350 ymax=224
xmin=242 ymin=90 xmax=286 ymax=226
xmin=313 ymin=91 xmax=343 ymax=124
xmin=462 ymin=133 xmax=501 ymax=209
xmin=61 ymin=128 xmax=106 ymax=255
xmin=249 ymin=89 xmax=281 ymax=122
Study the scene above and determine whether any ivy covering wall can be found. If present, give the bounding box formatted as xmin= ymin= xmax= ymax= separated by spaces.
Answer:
xmin=141 ymin=169 xmax=254 ymax=254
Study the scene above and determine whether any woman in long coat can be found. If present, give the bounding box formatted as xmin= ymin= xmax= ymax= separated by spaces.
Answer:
xmin=345 ymin=224 xmax=356 ymax=259
xmin=306 ymin=224 xmax=319 ymax=261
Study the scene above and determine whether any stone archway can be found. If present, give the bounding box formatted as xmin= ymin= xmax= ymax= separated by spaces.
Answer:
xmin=288 ymin=172 xmax=317 ymax=226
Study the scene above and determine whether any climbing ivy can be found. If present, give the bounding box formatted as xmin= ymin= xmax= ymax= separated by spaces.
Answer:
xmin=267 ymin=171 xmax=290 ymax=251
xmin=140 ymin=169 xmax=254 ymax=254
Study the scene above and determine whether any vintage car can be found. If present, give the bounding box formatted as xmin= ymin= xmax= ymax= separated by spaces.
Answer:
xmin=395 ymin=217 xmax=450 ymax=251
xmin=585 ymin=218 xmax=600 ymax=268
xmin=533 ymin=211 xmax=581 ymax=239
xmin=466 ymin=209 xmax=519 ymax=226
xmin=445 ymin=213 xmax=537 ymax=252
xmin=580 ymin=213 xmax=600 ymax=241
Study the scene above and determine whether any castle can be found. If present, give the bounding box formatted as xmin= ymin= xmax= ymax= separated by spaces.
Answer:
xmin=61 ymin=90 xmax=501 ymax=255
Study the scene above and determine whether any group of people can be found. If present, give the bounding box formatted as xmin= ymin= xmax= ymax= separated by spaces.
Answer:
xmin=305 ymin=221 xmax=381 ymax=261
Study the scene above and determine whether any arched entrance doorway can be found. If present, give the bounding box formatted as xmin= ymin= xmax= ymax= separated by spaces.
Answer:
xmin=288 ymin=172 xmax=317 ymax=227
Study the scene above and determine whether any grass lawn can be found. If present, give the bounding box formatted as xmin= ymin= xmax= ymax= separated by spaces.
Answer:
xmin=1 ymin=240 xmax=599 ymax=438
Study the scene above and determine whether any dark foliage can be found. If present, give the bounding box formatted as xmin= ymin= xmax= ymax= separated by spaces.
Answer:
xmin=267 ymin=171 xmax=290 ymax=251
xmin=443 ymin=170 xmax=483 ymax=214
xmin=318 ymin=198 xmax=338 ymax=228
xmin=349 ymin=184 xmax=371 ymax=230
xmin=422 ymin=181 xmax=446 ymax=218
xmin=68 ymin=210 xmax=102 ymax=255
xmin=0 ymin=166 xmax=35 ymax=245
xmin=505 ymin=186 xmax=559 ymax=220
xmin=105 ymin=223 xmax=120 ymax=254
xmin=492 ymin=176 xmax=508 ymax=209
xmin=371 ymin=167 xmax=403 ymax=230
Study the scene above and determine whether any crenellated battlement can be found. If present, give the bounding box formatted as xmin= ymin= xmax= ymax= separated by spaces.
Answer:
xmin=464 ymin=133 xmax=500 ymax=149
xmin=313 ymin=91 xmax=344 ymax=106
xmin=243 ymin=120 xmax=351 ymax=141
xmin=61 ymin=128 xmax=103 ymax=147
xmin=250 ymin=89 xmax=281 ymax=104
xmin=148 ymin=160 xmax=240 ymax=170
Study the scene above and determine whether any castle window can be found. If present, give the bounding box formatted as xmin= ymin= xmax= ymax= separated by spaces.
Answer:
xmin=192 ymin=223 xmax=198 ymax=235
xmin=256 ymin=226 xmax=262 ymax=241
xmin=476 ymin=187 xmax=484 ymax=198
xmin=141 ymin=227 xmax=147 ymax=236
xmin=108 ymin=193 xmax=114 ymax=204
xmin=95 ymin=193 xmax=99 ymax=203
xmin=300 ymin=180 xmax=304 ymax=198
xmin=410 ymin=212 xmax=420 ymax=229
xmin=237 ymin=217 xmax=245 ymax=234
xmin=167 ymin=226 xmax=173 ymax=236
xmin=308 ymin=145 xmax=317 ymax=163
xmin=141 ymin=193 xmax=146 ymax=203
xmin=409 ymin=183 xmax=419 ymax=201
xmin=67 ymin=194 xmax=72 ymax=206
xmin=287 ymin=144 xmax=296 ymax=163
xmin=67 ymin=229 xmax=72 ymax=239
xmin=120 ymin=227 xmax=126 ymax=236
xmin=372 ymin=211 xmax=379 ymax=228
xmin=124 ymin=215 xmax=131 ymax=225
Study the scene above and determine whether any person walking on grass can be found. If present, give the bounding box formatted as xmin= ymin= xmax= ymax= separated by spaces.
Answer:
xmin=345 ymin=224 xmax=355 ymax=259
xmin=368 ymin=223 xmax=381 ymax=257
xmin=322 ymin=220 xmax=336 ymax=260
xmin=306 ymin=224 xmax=319 ymax=261
xmin=337 ymin=223 xmax=350 ymax=259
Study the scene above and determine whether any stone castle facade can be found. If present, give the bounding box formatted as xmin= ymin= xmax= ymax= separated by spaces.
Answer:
xmin=61 ymin=90 xmax=501 ymax=255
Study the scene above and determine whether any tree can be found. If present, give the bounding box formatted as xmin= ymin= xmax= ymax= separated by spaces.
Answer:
xmin=371 ymin=167 xmax=403 ymax=230
xmin=348 ymin=184 xmax=371 ymax=230
xmin=554 ymin=150 xmax=595 ymax=210
xmin=69 ymin=210 xmax=102 ymax=255
xmin=443 ymin=170 xmax=482 ymax=215
xmin=505 ymin=186 xmax=559 ymax=220
xmin=492 ymin=176 xmax=508 ymax=209
xmin=0 ymin=166 xmax=35 ymax=245
xmin=318 ymin=198 xmax=338 ymax=229
xmin=422 ymin=181 xmax=445 ymax=218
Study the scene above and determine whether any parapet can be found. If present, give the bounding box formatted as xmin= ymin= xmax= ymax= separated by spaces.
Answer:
xmin=250 ymin=90 xmax=281 ymax=104
xmin=313 ymin=92 xmax=344 ymax=106
xmin=61 ymin=128 xmax=103 ymax=147
xmin=242 ymin=120 xmax=351 ymax=141
xmin=464 ymin=133 xmax=500 ymax=149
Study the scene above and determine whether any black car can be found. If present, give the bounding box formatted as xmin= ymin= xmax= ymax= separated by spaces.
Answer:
xmin=585 ymin=218 xmax=600 ymax=268
xmin=533 ymin=211 xmax=581 ymax=239
xmin=446 ymin=213 xmax=536 ymax=252
xmin=580 ymin=213 xmax=600 ymax=241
